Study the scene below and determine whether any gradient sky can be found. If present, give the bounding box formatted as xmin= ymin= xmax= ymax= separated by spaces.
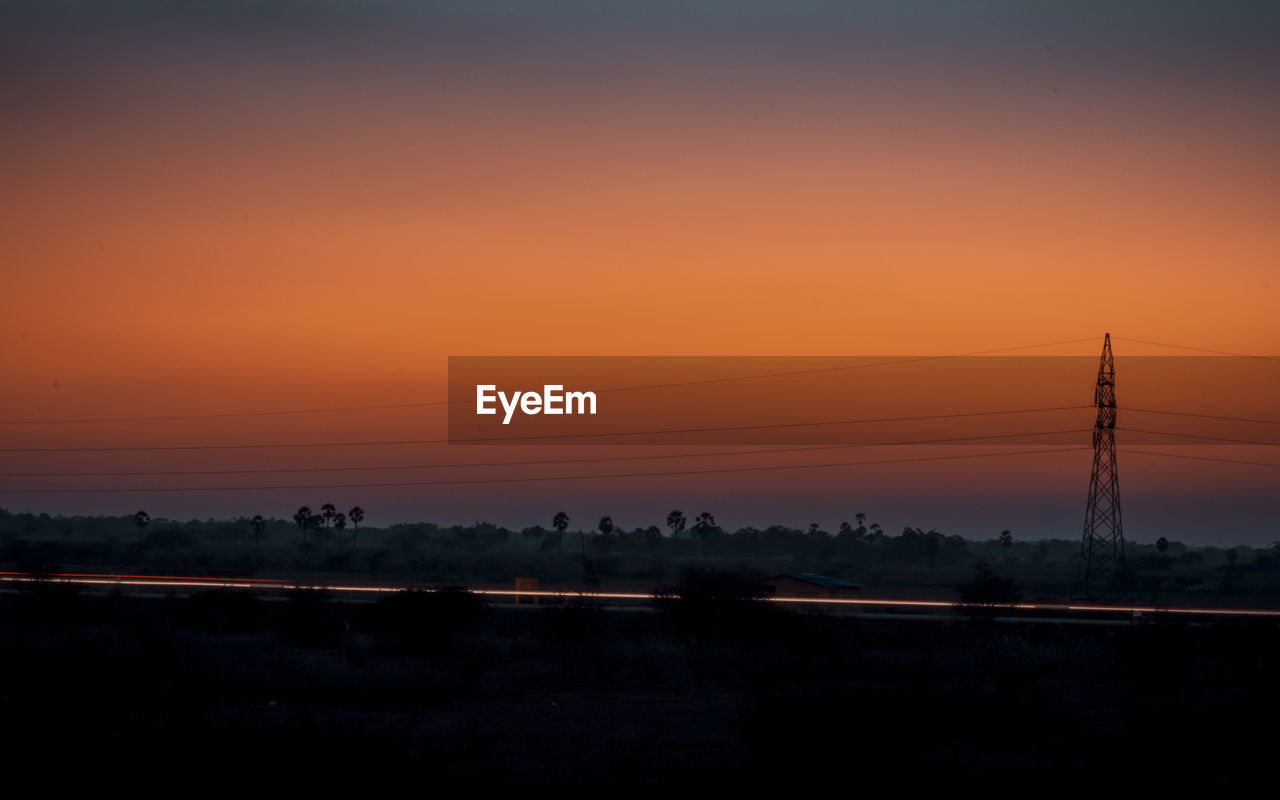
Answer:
xmin=2 ymin=2 xmax=1278 ymax=542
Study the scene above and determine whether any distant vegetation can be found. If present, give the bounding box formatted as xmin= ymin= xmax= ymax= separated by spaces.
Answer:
xmin=2 ymin=507 xmax=1278 ymax=605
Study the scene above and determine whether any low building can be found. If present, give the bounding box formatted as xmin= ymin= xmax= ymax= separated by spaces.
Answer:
xmin=514 ymin=576 xmax=540 ymax=604
xmin=759 ymin=573 xmax=861 ymax=599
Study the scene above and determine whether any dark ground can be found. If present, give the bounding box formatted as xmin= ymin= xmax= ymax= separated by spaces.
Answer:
xmin=2 ymin=578 xmax=1277 ymax=795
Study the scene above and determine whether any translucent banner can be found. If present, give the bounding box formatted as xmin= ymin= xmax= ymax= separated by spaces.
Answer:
xmin=447 ymin=356 xmax=1280 ymax=445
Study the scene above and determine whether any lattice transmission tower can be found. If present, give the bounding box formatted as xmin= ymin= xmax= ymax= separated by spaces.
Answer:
xmin=1075 ymin=333 xmax=1124 ymax=596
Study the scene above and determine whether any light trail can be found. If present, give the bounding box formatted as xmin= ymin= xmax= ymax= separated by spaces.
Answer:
xmin=3 ymin=572 xmax=1280 ymax=618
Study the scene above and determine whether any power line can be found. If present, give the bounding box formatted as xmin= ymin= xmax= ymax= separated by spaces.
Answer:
xmin=0 ymin=336 xmax=1100 ymax=426
xmin=4 ymin=405 xmax=1271 ymax=459
xmin=0 ymin=428 xmax=1090 ymax=478
xmin=0 ymin=404 xmax=1091 ymax=453
xmin=0 ymin=401 xmax=446 ymax=426
xmin=1116 ymin=427 xmax=1280 ymax=447
xmin=1121 ymin=448 xmax=1280 ymax=470
xmin=589 ymin=337 xmax=1102 ymax=394
xmin=0 ymin=437 xmax=444 ymax=454
xmin=0 ymin=446 xmax=1091 ymax=494
xmin=458 ymin=405 xmax=1092 ymax=444
xmin=1 ymin=336 xmax=1270 ymax=429
xmin=1127 ymin=408 xmax=1280 ymax=426
xmin=1111 ymin=336 xmax=1280 ymax=363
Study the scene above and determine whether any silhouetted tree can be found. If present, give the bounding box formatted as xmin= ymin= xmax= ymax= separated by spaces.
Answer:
xmin=294 ymin=506 xmax=312 ymax=544
xmin=839 ymin=518 xmax=866 ymax=541
xmin=348 ymin=506 xmax=364 ymax=549
xmin=666 ymin=510 xmax=686 ymax=542
xmin=922 ymin=528 xmax=942 ymax=567
xmin=320 ymin=503 xmax=336 ymax=531
xmin=999 ymin=530 xmax=1013 ymax=561
xmin=644 ymin=525 xmax=663 ymax=564
xmin=1156 ymin=536 xmax=1169 ymax=555
xmin=598 ymin=516 xmax=615 ymax=536
xmin=692 ymin=512 xmax=717 ymax=557
xmin=553 ymin=511 xmax=570 ymax=553
xmin=250 ymin=514 xmax=265 ymax=549
xmin=958 ymin=563 xmax=1021 ymax=619
xmin=134 ymin=510 xmax=150 ymax=537
xmin=521 ymin=525 xmax=545 ymax=550
xmin=305 ymin=513 xmax=324 ymax=547
xmin=693 ymin=512 xmax=716 ymax=536
xmin=333 ymin=512 xmax=347 ymax=547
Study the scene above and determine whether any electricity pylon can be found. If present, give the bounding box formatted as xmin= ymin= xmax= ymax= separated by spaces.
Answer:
xmin=1075 ymin=333 xmax=1124 ymax=596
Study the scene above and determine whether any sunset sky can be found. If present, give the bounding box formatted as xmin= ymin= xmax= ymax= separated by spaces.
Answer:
xmin=2 ymin=2 xmax=1278 ymax=542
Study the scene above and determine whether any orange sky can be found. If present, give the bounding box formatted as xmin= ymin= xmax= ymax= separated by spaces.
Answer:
xmin=1 ymin=10 xmax=1278 ymax=539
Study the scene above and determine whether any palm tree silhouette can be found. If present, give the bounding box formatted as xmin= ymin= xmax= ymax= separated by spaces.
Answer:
xmin=598 ymin=516 xmax=615 ymax=536
xmin=134 ymin=510 xmax=150 ymax=538
xmin=250 ymin=514 xmax=266 ymax=549
xmin=666 ymin=510 xmax=686 ymax=542
xmin=333 ymin=512 xmax=347 ymax=548
xmin=553 ymin=511 xmax=570 ymax=554
xmin=692 ymin=511 xmax=716 ymax=536
xmin=306 ymin=513 xmax=323 ymax=546
xmin=348 ymin=506 xmax=364 ymax=550
xmin=692 ymin=512 xmax=716 ymax=559
xmin=294 ymin=506 xmax=312 ymax=544
xmin=320 ymin=503 xmax=336 ymax=547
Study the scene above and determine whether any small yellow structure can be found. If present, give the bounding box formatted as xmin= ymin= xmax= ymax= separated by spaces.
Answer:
xmin=514 ymin=576 xmax=540 ymax=604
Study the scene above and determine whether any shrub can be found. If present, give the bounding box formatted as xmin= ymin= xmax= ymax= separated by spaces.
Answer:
xmin=365 ymin=587 xmax=488 ymax=653
xmin=956 ymin=563 xmax=1021 ymax=619
xmin=653 ymin=568 xmax=795 ymax=642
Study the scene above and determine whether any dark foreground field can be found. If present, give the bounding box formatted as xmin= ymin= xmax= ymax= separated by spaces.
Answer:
xmin=3 ymin=579 xmax=1278 ymax=795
